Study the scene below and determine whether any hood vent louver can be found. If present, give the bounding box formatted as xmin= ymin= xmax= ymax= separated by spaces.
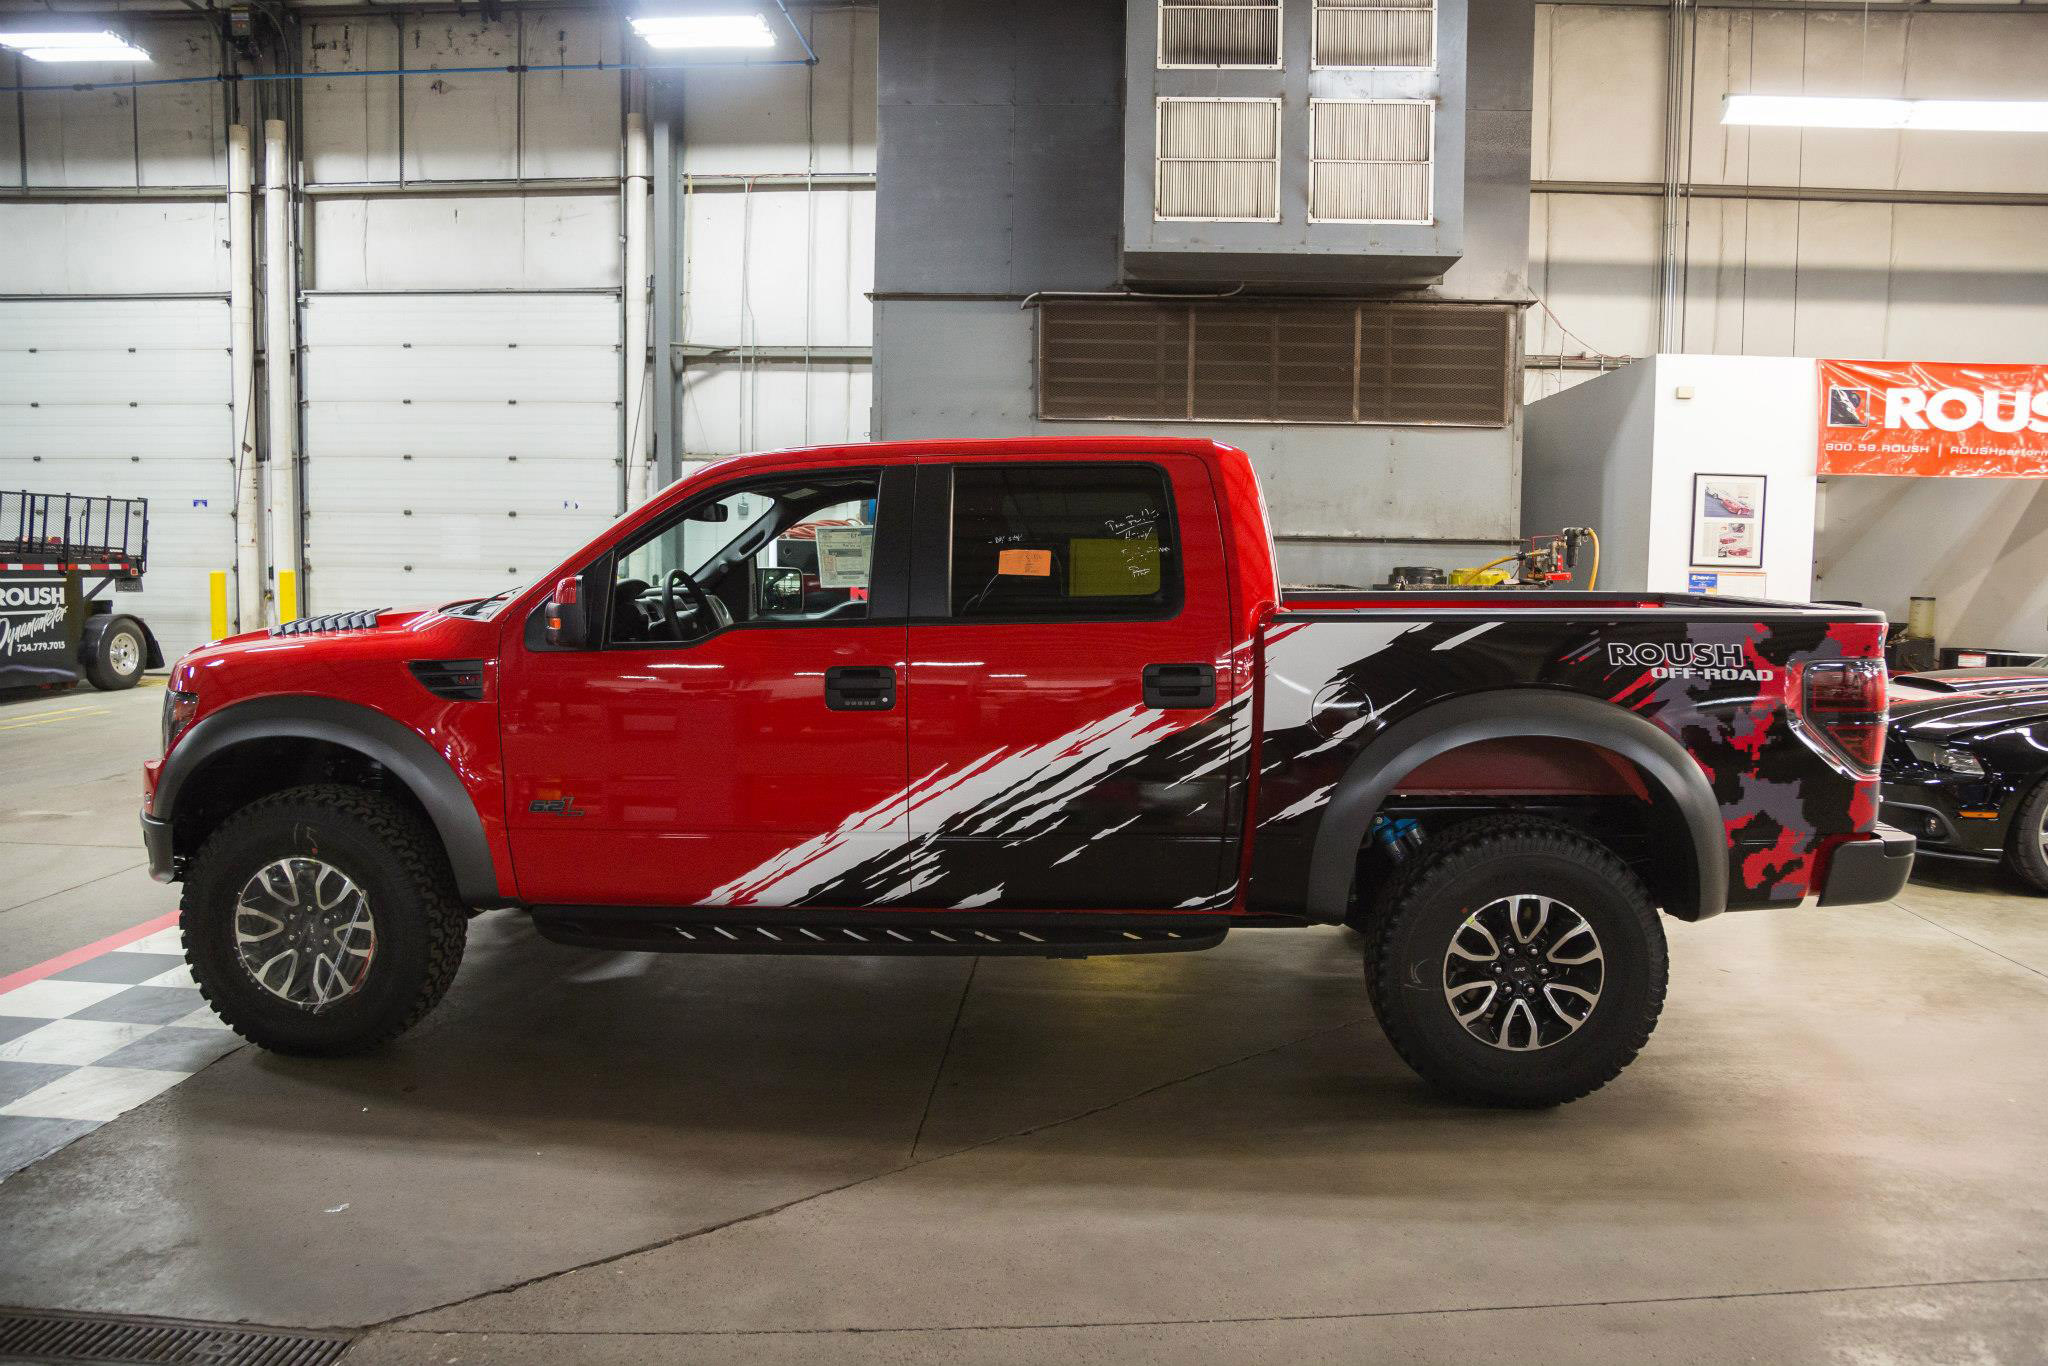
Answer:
xmin=408 ymin=658 xmax=487 ymax=701
xmin=270 ymin=608 xmax=382 ymax=638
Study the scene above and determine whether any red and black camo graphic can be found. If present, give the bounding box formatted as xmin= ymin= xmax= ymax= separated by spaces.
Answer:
xmin=1247 ymin=613 xmax=1884 ymax=913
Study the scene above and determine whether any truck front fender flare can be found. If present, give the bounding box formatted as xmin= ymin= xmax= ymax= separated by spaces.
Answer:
xmin=155 ymin=695 xmax=503 ymax=905
xmin=1305 ymin=689 xmax=1728 ymax=923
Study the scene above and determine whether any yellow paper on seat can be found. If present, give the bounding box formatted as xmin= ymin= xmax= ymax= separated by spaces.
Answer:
xmin=1069 ymin=535 xmax=1160 ymax=597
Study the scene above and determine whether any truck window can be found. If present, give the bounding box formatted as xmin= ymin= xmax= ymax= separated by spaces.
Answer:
xmin=949 ymin=464 xmax=1181 ymax=619
xmin=609 ymin=470 xmax=880 ymax=644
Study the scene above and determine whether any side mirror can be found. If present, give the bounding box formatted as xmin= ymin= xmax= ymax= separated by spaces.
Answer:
xmin=545 ymin=574 xmax=590 ymax=648
xmin=756 ymin=565 xmax=805 ymax=614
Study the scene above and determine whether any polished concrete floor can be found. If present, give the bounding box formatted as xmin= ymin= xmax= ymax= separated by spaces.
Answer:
xmin=1 ymin=685 xmax=2045 ymax=1363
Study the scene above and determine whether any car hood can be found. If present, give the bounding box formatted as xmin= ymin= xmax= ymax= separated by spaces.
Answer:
xmin=1891 ymin=684 xmax=2048 ymax=743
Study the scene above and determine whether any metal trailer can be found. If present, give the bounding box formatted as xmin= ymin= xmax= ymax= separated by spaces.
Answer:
xmin=0 ymin=490 xmax=166 ymax=692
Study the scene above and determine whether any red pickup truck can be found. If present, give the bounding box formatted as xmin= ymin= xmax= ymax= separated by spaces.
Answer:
xmin=142 ymin=437 xmax=1912 ymax=1106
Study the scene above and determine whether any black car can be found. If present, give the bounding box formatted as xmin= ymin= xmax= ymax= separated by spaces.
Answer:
xmin=1882 ymin=666 xmax=2048 ymax=890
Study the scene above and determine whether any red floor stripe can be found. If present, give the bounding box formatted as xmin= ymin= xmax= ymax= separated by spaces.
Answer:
xmin=0 ymin=911 xmax=180 ymax=997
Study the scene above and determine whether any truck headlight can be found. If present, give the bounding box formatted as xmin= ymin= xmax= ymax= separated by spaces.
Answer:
xmin=1905 ymin=739 xmax=1984 ymax=776
xmin=162 ymin=689 xmax=199 ymax=752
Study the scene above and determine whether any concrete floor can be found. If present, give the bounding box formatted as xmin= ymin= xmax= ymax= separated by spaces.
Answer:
xmin=2 ymin=684 xmax=2046 ymax=1363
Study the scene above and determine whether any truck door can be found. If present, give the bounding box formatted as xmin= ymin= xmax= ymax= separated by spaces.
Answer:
xmin=499 ymin=465 xmax=911 ymax=907
xmin=900 ymin=457 xmax=1240 ymax=910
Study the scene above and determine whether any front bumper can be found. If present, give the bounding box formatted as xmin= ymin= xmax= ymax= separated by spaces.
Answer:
xmin=141 ymin=809 xmax=175 ymax=883
xmin=1817 ymin=824 xmax=1916 ymax=907
xmin=1881 ymin=777 xmax=2009 ymax=857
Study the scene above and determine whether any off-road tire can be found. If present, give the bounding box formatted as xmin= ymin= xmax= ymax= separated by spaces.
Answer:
xmin=2002 ymin=779 xmax=2048 ymax=893
xmin=85 ymin=617 xmax=145 ymax=690
xmin=1367 ymin=816 xmax=1667 ymax=1107
xmin=182 ymin=784 xmax=468 ymax=1055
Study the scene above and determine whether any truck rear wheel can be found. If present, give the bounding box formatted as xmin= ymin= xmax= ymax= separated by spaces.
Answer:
xmin=181 ymin=785 xmax=468 ymax=1056
xmin=1366 ymin=817 xmax=1667 ymax=1107
xmin=85 ymin=617 xmax=145 ymax=690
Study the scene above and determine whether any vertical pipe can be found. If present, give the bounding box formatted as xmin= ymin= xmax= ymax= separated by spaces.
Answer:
xmin=651 ymin=97 xmax=678 ymax=488
xmin=228 ymin=123 xmax=263 ymax=632
xmin=263 ymin=118 xmax=301 ymax=623
xmin=622 ymin=110 xmax=653 ymax=507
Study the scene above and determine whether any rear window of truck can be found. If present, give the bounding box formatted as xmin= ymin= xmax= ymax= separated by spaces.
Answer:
xmin=948 ymin=464 xmax=1181 ymax=619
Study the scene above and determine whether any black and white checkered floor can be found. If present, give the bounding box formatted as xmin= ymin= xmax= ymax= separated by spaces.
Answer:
xmin=0 ymin=925 xmax=239 ymax=1178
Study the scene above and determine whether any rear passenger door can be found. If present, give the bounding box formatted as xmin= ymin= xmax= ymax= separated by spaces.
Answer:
xmin=901 ymin=457 xmax=1239 ymax=910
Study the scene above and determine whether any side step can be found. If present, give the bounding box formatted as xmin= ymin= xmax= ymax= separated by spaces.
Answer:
xmin=530 ymin=908 xmax=1229 ymax=959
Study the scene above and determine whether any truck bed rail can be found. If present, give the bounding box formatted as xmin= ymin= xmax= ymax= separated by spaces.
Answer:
xmin=0 ymin=490 xmax=148 ymax=576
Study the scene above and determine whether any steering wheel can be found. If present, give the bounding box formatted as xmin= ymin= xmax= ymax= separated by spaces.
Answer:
xmin=662 ymin=567 xmax=718 ymax=639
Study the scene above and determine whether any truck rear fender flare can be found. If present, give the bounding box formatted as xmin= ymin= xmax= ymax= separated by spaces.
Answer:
xmin=155 ymin=695 xmax=502 ymax=905
xmin=1305 ymin=689 xmax=1728 ymax=923
xmin=79 ymin=612 xmax=166 ymax=670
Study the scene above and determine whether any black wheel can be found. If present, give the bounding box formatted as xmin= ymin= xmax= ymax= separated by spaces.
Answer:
xmin=86 ymin=617 xmax=145 ymax=690
xmin=1367 ymin=817 xmax=1667 ymax=1108
xmin=2002 ymin=779 xmax=2048 ymax=893
xmin=181 ymin=785 xmax=468 ymax=1056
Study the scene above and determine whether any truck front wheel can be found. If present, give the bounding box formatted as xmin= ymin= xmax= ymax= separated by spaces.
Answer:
xmin=1366 ymin=818 xmax=1667 ymax=1107
xmin=181 ymin=785 xmax=468 ymax=1055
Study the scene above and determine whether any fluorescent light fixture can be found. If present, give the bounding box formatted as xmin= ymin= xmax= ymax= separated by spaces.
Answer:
xmin=1724 ymin=94 xmax=2048 ymax=133
xmin=0 ymin=30 xmax=150 ymax=62
xmin=629 ymin=13 xmax=776 ymax=49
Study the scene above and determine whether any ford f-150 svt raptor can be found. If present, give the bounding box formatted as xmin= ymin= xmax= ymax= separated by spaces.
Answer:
xmin=142 ymin=438 xmax=1914 ymax=1106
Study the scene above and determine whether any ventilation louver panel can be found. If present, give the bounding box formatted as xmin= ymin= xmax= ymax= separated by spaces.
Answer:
xmin=1159 ymin=1 xmax=1281 ymax=67
xmin=1037 ymin=301 xmax=1513 ymax=428
xmin=1155 ymin=98 xmax=1281 ymax=221
xmin=1315 ymin=0 xmax=1435 ymax=68
xmin=1311 ymin=100 xmax=1434 ymax=223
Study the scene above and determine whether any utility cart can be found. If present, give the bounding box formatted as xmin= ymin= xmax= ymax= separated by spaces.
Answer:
xmin=0 ymin=490 xmax=165 ymax=692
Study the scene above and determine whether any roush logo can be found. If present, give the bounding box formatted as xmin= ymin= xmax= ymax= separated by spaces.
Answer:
xmin=1828 ymin=384 xmax=2048 ymax=434
xmin=1607 ymin=641 xmax=1775 ymax=682
xmin=0 ymin=583 xmax=63 ymax=610
xmin=1818 ymin=359 xmax=2048 ymax=478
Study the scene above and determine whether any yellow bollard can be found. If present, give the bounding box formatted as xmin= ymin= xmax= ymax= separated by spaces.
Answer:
xmin=209 ymin=571 xmax=229 ymax=641
xmin=276 ymin=569 xmax=298 ymax=624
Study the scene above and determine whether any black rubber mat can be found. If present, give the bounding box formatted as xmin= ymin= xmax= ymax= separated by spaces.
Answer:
xmin=0 ymin=1308 xmax=349 ymax=1365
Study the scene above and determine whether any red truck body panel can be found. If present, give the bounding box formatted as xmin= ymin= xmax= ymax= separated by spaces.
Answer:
xmin=151 ymin=436 xmax=1895 ymax=921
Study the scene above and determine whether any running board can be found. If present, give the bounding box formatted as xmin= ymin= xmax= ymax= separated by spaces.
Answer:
xmin=530 ymin=909 xmax=1229 ymax=959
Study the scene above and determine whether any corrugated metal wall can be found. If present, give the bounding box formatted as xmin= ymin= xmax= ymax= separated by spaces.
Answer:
xmin=0 ymin=4 xmax=878 ymax=660
xmin=1527 ymin=2 xmax=2048 ymax=396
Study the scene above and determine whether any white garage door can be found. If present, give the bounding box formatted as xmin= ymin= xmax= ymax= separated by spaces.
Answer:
xmin=0 ymin=298 xmax=234 ymax=664
xmin=300 ymin=293 xmax=622 ymax=615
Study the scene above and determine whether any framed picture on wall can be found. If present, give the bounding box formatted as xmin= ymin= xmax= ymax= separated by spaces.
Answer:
xmin=1691 ymin=473 xmax=1767 ymax=570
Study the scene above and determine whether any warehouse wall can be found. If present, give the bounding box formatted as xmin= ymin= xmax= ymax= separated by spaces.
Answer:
xmin=871 ymin=0 xmax=1536 ymax=590
xmin=0 ymin=5 xmax=876 ymax=660
xmin=1527 ymin=0 xmax=2048 ymax=650
xmin=669 ymin=7 xmax=877 ymax=462
xmin=1528 ymin=1 xmax=2048 ymax=380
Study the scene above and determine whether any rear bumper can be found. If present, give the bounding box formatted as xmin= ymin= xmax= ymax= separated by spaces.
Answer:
xmin=1817 ymin=824 xmax=1916 ymax=907
xmin=141 ymin=809 xmax=175 ymax=883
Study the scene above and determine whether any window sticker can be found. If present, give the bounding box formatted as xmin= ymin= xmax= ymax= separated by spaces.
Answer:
xmin=1068 ymin=535 xmax=1161 ymax=597
xmin=814 ymin=524 xmax=874 ymax=589
xmin=997 ymin=548 xmax=1053 ymax=578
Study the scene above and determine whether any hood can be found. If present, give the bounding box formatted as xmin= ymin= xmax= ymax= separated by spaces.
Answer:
xmin=1895 ymin=666 xmax=2048 ymax=694
xmin=170 ymin=603 xmax=477 ymax=689
xmin=1891 ymin=677 xmax=2048 ymax=743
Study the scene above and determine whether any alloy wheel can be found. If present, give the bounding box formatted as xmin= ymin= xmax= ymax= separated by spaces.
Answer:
xmin=233 ymin=857 xmax=377 ymax=1012
xmin=1441 ymin=893 xmax=1604 ymax=1051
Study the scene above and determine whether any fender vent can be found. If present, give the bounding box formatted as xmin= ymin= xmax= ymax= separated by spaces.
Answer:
xmin=408 ymin=658 xmax=487 ymax=701
xmin=0 ymin=1308 xmax=349 ymax=1365
xmin=270 ymin=608 xmax=381 ymax=637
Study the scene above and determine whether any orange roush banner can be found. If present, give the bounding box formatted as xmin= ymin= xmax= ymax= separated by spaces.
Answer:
xmin=1819 ymin=358 xmax=2048 ymax=477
